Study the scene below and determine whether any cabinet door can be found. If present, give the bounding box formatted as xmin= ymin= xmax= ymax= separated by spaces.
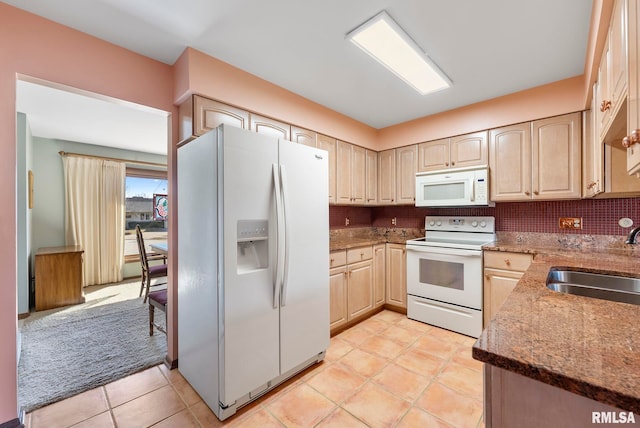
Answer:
xmin=365 ymin=150 xmax=378 ymax=205
xmin=489 ymin=123 xmax=532 ymax=201
xmin=329 ymin=266 xmax=348 ymax=331
xmin=532 ymin=112 xmax=581 ymax=199
xmin=378 ymin=149 xmax=396 ymax=204
xmin=597 ymin=43 xmax=612 ymax=140
xmin=250 ymin=114 xmax=291 ymax=140
xmin=583 ymin=93 xmax=604 ymax=197
xmin=291 ymin=126 xmax=317 ymax=147
xmin=417 ymin=138 xmax=449 ymax=172
xmin=336 ymin=140 xmax=353 ymax=204
xmin=629 ymin=0 xmax=640 ymax=134
xmin=347 ymin=260 xmax=374 ymax=320
xmin=609 ymin=0 xmax=628 ymax=120
xmin=373 ymin=244 xmax=386 ymax=307
xmin=396 ymin=145 xmax=417 ymax=205
xmin=451 ymin=131 xmax=488 ymax=169
xmin=192 ymin=95 xmax=249 ymax=137
xmin=385 ymin=244 xmax=406 ymax=308
xmin=317 ymin=134 xmax=337 ymax=204
xmin=351 ymin=145 xmax=366 ymax=204
xmin=483 ymin=268 xmax=523 ymax=327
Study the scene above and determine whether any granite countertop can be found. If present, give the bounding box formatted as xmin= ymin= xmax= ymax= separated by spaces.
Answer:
xmin=473 ymin=248 xmax=640 ymax=413
xmin=329 ymin=228 xmax=423 ymax=252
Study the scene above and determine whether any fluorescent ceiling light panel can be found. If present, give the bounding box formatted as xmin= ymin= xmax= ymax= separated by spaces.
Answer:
xmin=347 ymin=11 xmax=451 ymax=95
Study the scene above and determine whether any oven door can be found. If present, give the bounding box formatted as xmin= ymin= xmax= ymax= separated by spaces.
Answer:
xmin=406 ymin=245 xmax=482 ymax=310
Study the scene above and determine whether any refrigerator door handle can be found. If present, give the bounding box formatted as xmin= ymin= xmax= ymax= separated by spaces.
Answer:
xmin=272 ymin=164 xmax=283 ymax=309
xmin=279 ymin=164 xmax=291 ymax=307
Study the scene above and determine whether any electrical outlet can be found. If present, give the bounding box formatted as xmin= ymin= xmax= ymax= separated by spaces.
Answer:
xmin=559 ymin=217 xmax=582 ymax=229
xmin=345 ymin=217 xmax=350 ymax=226
xmin=392 ymin=217 xmax=397 ymax=226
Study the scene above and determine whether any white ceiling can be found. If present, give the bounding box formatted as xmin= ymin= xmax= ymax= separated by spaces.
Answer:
xmin=8 ymin=0 xmax=592 ymax=151
xmin=16 ymin=80 xmax=169 ymax=155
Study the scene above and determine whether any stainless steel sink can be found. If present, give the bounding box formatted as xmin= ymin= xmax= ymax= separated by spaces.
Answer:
xmin=546 ymin=268 xmax=640 ymax=306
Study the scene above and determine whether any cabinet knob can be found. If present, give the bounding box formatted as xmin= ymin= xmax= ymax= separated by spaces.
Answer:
xmin=587 ymin=181 xmax=597 ymax=189
xmin=391 ymin=199 xmax=394 ymax=202
xmin=524 ymin=191 xmax=531 ymax=196
xmin=600 ymin=100 xmax=612 ymax=112
xmin=445 ymin=162 xmax=449 ymax=167
xmin=451 ymin=161 xmax=455 ymax=166
xmin=485 ymin=275 xmax=490 ymax=280
xmin=624 ymin=129 xmax=640 ymax=148
xmin=504 ymin=259 xmax=511 ymax=266
xmin=533 ymin=190 xmax=539 ymax=195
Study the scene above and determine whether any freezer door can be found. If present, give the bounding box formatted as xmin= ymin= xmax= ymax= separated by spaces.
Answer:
xmin=220 ymin=126 xmax=280 ymax=405
xmin=177 ymin=130 xmax=220 ymax=411
xmin=278 ymin=140 xmax=330 ymax=374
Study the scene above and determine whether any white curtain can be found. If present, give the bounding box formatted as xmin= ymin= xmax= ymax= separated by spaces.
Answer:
xmin=63 ymin=156 xmax=126 ymax=286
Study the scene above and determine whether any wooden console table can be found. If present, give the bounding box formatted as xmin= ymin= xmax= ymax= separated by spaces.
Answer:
xmin=35 ymin=245 xmax=85 ymax=311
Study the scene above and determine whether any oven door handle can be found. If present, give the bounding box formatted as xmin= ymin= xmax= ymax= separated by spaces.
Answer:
xmin=406 ymin=246 xmax=481 ymax=257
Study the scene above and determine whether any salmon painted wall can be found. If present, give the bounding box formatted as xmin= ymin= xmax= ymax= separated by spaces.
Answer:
xmin=174 ymin=48 xmax=379 ymax=149
xmin=376 ymin=76 xmax=586 ymax=151
xmin=0 ymin=3 xmax=176 ymax=422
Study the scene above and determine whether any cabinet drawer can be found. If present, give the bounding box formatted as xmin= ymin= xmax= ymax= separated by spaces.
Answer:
xmin=484 ymin=251 xmax=533 ymax=272
xmin=347 ymin=246 xmax=373 ymax=264
xmin=330 ymin=250 xmax=347 ymax=268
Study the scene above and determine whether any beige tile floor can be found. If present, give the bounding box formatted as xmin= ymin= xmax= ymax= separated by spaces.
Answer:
xmin=25 ymin=310 xmax=484 ymax=428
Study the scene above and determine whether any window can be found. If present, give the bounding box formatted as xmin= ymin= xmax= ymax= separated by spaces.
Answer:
xmin=124 ymin=168 xmax=168 ymax=260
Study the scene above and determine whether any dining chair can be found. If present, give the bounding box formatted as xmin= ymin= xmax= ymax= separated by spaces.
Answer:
xmin=148 ymin=289 xmax=167 ymax=336
xmin=135 ymin=224 xmax=168 ymax=303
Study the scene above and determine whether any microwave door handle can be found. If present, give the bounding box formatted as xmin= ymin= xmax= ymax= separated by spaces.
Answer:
xmin=469 ymin=179 xmax=475 ymax=201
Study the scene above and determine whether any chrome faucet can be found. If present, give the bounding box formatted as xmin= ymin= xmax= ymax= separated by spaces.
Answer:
xmin=625 ymin=226 xmax=640 ymax=244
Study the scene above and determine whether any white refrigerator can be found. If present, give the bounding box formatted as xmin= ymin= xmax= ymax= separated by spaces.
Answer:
xmin=177 ymin=125 xmax=329 ymax=420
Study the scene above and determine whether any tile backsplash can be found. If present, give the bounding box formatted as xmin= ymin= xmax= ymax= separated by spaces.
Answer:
xmin=330 ymin=197 xmax=640 ymax=236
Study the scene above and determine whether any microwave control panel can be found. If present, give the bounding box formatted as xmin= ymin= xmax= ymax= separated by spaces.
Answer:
xmin=474 ymin=176 xmax=488 ymax=203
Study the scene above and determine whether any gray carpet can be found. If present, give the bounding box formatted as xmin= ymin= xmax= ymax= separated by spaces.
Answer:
xmin=18 ymin=297 xmax=167 ymax=412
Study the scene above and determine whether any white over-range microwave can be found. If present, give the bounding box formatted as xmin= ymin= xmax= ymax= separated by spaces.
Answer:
xmin=415 ymin=166 xmax=494 ymax=207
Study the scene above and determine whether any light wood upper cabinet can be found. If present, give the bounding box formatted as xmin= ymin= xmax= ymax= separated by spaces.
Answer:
xmin=336 ymin=141 xmax=366 ymax=204
xmin=490 ymin=113 xmax=581 ymax=201
xmin=626 ymin=0 xmax=640 ymax=174
xmin=291 ymin=126 xmax=316 ymax=147
xmin=418 ymin=132 xmax=487 ymax=173
xmin=451 ymin=131 xmax=488 ymax=168
xmin=418 ymin=138 xmax=449 ymax=171
xmin=385 ymin=243 xmax=406 ymax=309
xmin=365 ymin=150 xmax=378 ymax=205
xmin=396 ymin=145 xmax=417 ymax=205
xmin=378 ymin=149 xmax=396 ymax=204
xmin=532 ymin=112 xmax=582 ymax=199
xmin=179 ymin=95 xmax=249 ymax=141
xmin=317 ymin=134 xmax=337 ymax=204
xmin=490 ymin=123 xmax=532 ymax=201
xmin=250 ymin=114 xmax=291 ymax=140
xmin=583 ymin=101 xmax=604 ymax=197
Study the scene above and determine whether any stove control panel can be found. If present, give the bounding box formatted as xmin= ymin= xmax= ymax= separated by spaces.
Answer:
xmin=425 ymin=216 xmax=495 ymax=233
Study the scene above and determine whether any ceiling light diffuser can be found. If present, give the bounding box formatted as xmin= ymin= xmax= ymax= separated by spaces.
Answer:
xmin=347 ymin=11 xmax=451 ymax=95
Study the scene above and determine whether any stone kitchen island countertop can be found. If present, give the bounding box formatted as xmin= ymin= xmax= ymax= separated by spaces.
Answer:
xmin=474 ymin=247 xmax=640 ymax=413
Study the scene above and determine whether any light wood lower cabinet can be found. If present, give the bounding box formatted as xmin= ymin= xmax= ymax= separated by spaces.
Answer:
xmin=329 ymin=265 xmax=348 ymax=331
xmin=329 ymin=246 xmax=374 ymax=333
xmin=347 ymin=260 xmax=374 ymax=319
xmin=373 ymin=244 xmax=386 ymax=307
xmin=483 ymin=251 xmax=533 ymax=326
xmin=385 ymin=243 xmax=407 ymax=309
